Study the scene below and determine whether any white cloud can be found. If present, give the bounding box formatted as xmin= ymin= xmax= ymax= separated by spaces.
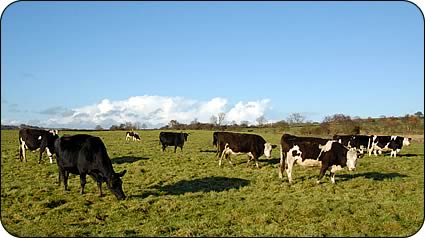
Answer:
xmin=5 ymin=95 xmax=273 ymax=129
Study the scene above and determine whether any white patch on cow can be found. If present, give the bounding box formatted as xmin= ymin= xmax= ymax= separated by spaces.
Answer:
xmin=331 ymin=165 xmax=343 ymax=173
xmin=263 ymin=143 xmax=273 ymax=158
xmin=38 ymin=136 xmax=42 ymax=140
xmin=391 ymin=136 xmax=397 ymax=140
xmin=346 ymin=149 xmax=357 ymax=171
xmin=403 ymin=138 xmax=411 ymax=146
xmin=297 ymin=159 xmax=321 ymax=167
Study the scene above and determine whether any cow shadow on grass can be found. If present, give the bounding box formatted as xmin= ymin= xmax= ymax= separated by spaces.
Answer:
xmin=393 ymin=153 xmax=422 ymax=158
xmin=337 ymin=172 xmax=408 ymax=181
xmin=111 ymin=156 xmax=149 ymax=164
xmin=130 ymin=176 xmax=250 ymax=199
xmin=261 ymin=158 xmax=280 ymax=165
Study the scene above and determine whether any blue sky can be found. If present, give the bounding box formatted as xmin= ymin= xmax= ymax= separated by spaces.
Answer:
xmin=1 ymin=1 xmax=424 ymax=129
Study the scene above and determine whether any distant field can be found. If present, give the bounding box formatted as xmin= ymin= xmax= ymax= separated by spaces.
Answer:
xmin=1 ymin=129 xmax=423 ymax=237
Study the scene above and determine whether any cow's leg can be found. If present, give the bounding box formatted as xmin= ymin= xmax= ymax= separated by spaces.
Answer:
xmin=330 ymin=172 xmax=336 ymax=184
xmin=63 ymin=171 xmax=70 ymax=191
xmin=97 ymin=182 xmax=103 ymax=197
xmin=162 ymin=144 xmax=167 ymax=152
xmin=80 ymin=173 xmax=87 ymax=194
xmin=19 ymin=141 xmax=24 ymax=162
xmin=45 ymin=147 xmax=53 ymax=164
xmin=20 ymin=140 xmax=27 ymax=162
xmin=279 ymin=147 xmax=285 ymax=179
xmin=38 ymin=147 xmax=46 ymax=164
xmin=174 ymin=146 xmax=177 ymax=153
xmin=219 ymin=150 xmax=227 ymax=167
xmin=286 ymin=155 xmax=295 ymax=184
xmin=317 ymin=164 xmax=328 ymax=184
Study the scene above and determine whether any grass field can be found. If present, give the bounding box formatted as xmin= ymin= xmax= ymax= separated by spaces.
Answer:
xmin=1 ymin=129 xmax=424 ymax=237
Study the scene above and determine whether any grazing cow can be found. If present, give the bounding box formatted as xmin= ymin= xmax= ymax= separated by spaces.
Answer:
xmin=159 ymin=132 xmax=189 ymax=152
xmin=126 ymin=131 xmax=141 ymax=141
xmin=279 ymin=134 xmax=359 ymax=184
xmin=18 ymin=128 xmax=59 ymax=164
xmin=215 ymin=131 xmax=276 ymax=168
xmin=54 ymin=134 xmax=127 ymax=200
xmin=369 ymin=135 xmax=411 ymax=157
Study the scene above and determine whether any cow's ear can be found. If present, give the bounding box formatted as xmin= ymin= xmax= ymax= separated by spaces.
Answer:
xmin=117 ymin=170 xmax=127 ymax=177
xmin=272 ymin=144 xmax=277 ymax=149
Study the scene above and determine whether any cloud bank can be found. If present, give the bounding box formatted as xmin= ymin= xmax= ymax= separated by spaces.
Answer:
xmin=32 ymin=96 xmax=272 ymax=129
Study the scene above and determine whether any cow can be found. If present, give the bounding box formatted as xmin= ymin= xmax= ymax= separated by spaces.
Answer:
xmin=369 ymin=135 xmax=411 ymax=157
xmin=159 ymin=132 xmax=189 ymax=152
xmin=333 ymin=134 xmax=373 ymax=155
xmin=54 ymin=134 xmax=127 ymax=200
xmin=126 ymin=131 xmax=141 ymax=141
xmin=279 ymin=134 xmax=359 ymax=184
xmin=18 ymin=128 xmax=59 ymax=164
xmin=214 ymin=131 xmax=276 ymax=168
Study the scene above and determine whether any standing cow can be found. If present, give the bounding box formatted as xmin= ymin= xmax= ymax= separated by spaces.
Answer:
xmin=214 ymin=131 xmax=276 ymax=168
xmin=369 ymin=135 xmax=411 ymax=157
xmin=18 ymin=128 xmax=59 ymax=164
xmin=54 ymin=134 xmax=127 ymax=200
xmin=159 ymin=132 xmax=189 ymax=152
xmin=279 ymin=134 xmax=359 ymax=184
xmin=126 ymin=131 xmax=141 ymax=141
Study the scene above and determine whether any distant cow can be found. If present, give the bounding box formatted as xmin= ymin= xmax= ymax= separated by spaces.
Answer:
xmin=18 ymin=128 xmax=59 ymax=164
xmin=54 ymin=134 xmax=127 ymax=200
xmin=126 ymin=131 xmax=141 ymax=141
xmin=214 ymin=131 xmax=276 ymax=168
xmin=159 ymin=132 xmax=189 ymax=152
xmin=279 ymin=134 xmax=359 ymax=184
xmin=369 ymin=135 xmax=411 ymax=157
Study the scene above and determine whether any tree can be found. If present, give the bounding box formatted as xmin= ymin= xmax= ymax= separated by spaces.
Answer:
xmin=414 ymin=111 xmax=424 ymax=118
xmin=168 ymin=120 xmax=178 ymax=128
xmin=210 ymin=115 xmax=218 ymax=125
xmin=218 ymin=112 xmax=226 ymax=125
xmin=256 ymin=115 xmax=267 ymax=126
xmin=287 ymin=113 xmax=305 ymax=124
xmin=95 ymin=125 xmax=103 ymax=130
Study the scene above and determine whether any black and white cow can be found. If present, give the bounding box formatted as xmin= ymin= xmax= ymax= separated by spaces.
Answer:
xmin=279 ymin=134 xmax=359 ymax=184
xmin=126 ymin=131 xmax=141 ymax=141
xmin=54 ymin=134 xmax=127 ymax=200
xmin=369 ymin=135 xmax=411 ymax=157
xmin=215 ymin=131 xmax=276 ymax=168
xmin=18 ymin=128 xmax=59 ymax=164
xmin=159 ymin=132 xmax=189 ymax=152
xmin=333 ymin=134 xmax=373 ymax=155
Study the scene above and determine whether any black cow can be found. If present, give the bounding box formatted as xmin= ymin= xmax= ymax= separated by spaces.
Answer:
xmin=279 ymin=134 xmax=359 ymax=184
xmin=18 ymin=128 xmax=59 ymax=164
xmin=159 ymin=132 xmax=189 ymax=152
xmin=54 ymin=134 xmax=127 ymax=200
xmin=214 ymin=131 xmax=276 ymax=168
xmin=369 ymin=135 xmax=411 ymax=157
xmin=126 ymin=131 xmax=141 ymax=141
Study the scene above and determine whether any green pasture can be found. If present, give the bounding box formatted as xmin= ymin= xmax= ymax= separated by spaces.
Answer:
xmin=1 ymin=129 xmax=424 ymax=236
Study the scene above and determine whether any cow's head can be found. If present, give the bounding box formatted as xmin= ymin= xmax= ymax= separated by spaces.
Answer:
xmin=263 ymin=143 xmax=276 ymax=158
xmin=107 ymin=170 xmax=127 ymax=200
xmin=403 ymin=137 xmax=411 ymax=146
xmin=346 ymin=148 xmax=358 ymax=171
xmin=183 ymin=133 xmax=189 ymax=141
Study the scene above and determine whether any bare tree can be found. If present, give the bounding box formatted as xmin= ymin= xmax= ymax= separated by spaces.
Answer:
xmin=210 ymin=115 xmax=218 ymax=125
xmin=256 ymin=115 xmax=267 ymax=126
xmin=95 ymin=125 xmax=103 ymax=130
xmin=218 ymin=112 xmax=226 ymax=125
xmin=287 ymin=113 xmax=305 ymax=124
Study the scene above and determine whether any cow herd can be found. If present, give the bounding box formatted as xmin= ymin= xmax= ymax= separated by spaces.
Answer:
xmin=17 ymin=128 xmax=412 ymax=200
